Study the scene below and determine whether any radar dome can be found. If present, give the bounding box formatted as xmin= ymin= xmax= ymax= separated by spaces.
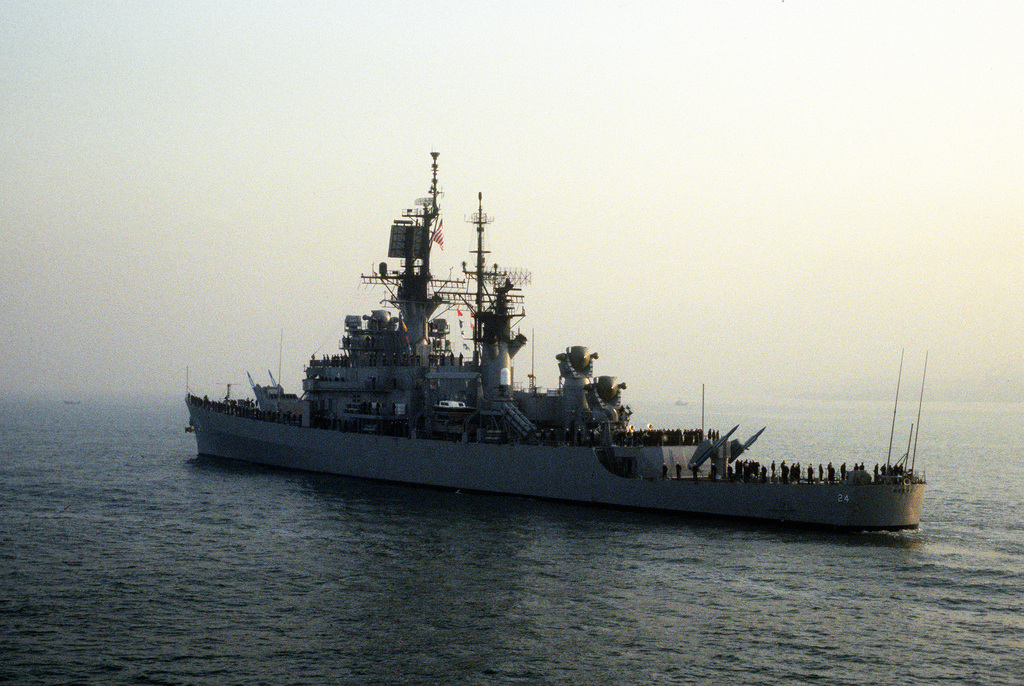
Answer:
xmin=568 ymin=346 xmax=591 ymax=372
xmin=596 ymin=376 xmax=623 ymax=402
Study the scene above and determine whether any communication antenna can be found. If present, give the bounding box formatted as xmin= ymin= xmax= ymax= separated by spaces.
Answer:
xmin=481 ymin=264 xmax=532 ymax=288
xmin=701 ymin=384 xmax=705 ymax=436
xmin=911 ymin=351 xmax=928 ymax=474
xmin=467 ymin=191 xmax=493 ymax=369
xmin=902 ymin=423 xmax=913 ymax=465
xmin=468 ymin=191 xmax=493 ymax=320
xmin=886 ymin=348 xmax=904 ymax=469
xmin=278 ymin=329 xmax=284 ymax=389
xmin=531 ymin=326 xmax=536 ymax=392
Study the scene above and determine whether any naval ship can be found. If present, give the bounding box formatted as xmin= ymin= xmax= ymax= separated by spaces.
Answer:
xmin=187 ymin=153 xmax=925 ymax=531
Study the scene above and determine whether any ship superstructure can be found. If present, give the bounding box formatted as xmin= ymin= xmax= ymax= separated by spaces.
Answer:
xmin=186 ymin=154 xmax=926 ymax=531
xmin=302 ymin=153 xmax=631 ymax=449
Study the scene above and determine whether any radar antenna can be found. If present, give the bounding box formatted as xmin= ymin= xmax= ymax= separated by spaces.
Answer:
xmin=481 ymin=264 xmax=532 ymax=289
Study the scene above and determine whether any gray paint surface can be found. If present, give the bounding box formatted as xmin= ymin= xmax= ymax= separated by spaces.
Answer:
xmin=188 ymin=404 xmax=924 ymax=531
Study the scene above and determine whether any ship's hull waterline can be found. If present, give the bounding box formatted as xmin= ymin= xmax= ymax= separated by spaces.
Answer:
xmin=188 ymin=404 xmax=924 ymax=531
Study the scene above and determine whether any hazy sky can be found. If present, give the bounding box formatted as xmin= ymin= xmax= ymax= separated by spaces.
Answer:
xmin=2 ymin=1 xmax=1021 ymax=403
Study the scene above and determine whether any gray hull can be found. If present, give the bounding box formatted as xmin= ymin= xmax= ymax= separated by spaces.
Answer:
xmin=188 ymin=404 xmax=924 ymax=531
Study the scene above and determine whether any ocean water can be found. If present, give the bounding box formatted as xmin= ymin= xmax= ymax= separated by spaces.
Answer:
xmin=1 ymin=397 xmax=1022 ymax=685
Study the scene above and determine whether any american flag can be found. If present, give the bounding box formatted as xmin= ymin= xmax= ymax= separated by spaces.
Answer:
xmin=431 ymin=218 xmax=444 ymax=249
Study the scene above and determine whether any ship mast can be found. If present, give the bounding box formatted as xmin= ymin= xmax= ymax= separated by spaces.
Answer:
xmin=469 ymin=192 xmax=492 ymax=365
xmin=362 ymin=153 xmax=448 ymax=361
xmin=458 ymin=193 xmax=531 ymax=403
xmin=361 ymin=155 xmax=525 ymax=378
xmin=399 ymin=151 xmax=441 ymax=304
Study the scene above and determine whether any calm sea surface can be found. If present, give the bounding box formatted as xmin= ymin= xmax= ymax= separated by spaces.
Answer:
xmin=2 ymin=397 xmax=1021 ymax=685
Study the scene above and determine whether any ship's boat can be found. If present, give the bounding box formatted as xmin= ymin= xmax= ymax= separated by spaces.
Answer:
xmin=187 ymin=153 xmax=925 ymax=531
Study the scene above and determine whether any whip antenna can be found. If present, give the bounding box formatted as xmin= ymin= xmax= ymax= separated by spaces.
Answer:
xmin=911 ymin=351 xmax=928 ymax=474
xmin=886 ymin=348 xmax=904 ymax=469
